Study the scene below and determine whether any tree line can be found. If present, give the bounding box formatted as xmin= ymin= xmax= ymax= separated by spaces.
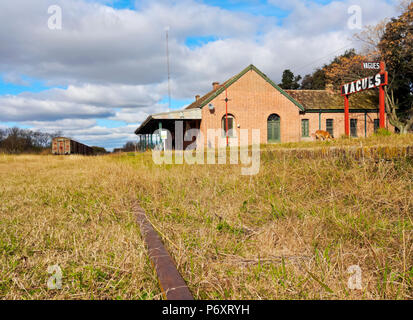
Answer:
xmin=0 ymin=127 xmax=108 ymax=154
xmin=0 ymin=127 xmax=62 ymax=154
xmin=114 ymin=141 xmax=141 ymax=153
xmin=116 ymin=140 xmax=155 ymax=153
xmin=278 ymin=1 xmax=413 ymax=133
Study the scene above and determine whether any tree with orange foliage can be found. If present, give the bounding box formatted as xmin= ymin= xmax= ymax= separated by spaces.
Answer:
xmin=323 ymin=49 xmax=378 ymax=89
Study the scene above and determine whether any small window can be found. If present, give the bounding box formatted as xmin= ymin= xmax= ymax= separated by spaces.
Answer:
xmin=222 ymin=115 xmax=235 ymax=137
xmin=302 ymin=119 xmax=309 ymax=137
xmin=350 ymin=119 xmax=358 ymax=137
xmin=326 ymin=119 xmax=334 ymax=137
xmin=374 ymin=119 xmax=380 ymax=132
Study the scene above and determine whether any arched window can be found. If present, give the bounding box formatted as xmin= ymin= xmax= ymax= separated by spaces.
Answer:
xmin=268 ymin=114 xmax=280 ymax=122
xmin=222 ymin=114 xmax=235 ymax=137
xmin=267 ymin=114 xmax=281 ymax=143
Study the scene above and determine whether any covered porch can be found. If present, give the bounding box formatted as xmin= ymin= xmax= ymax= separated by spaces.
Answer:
xmin=134 ymin=108 xmax=202 ymax=151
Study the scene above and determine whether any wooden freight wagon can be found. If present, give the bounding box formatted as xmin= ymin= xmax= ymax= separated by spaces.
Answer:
xmin=52 ymin=137 xmax=94 ymax=155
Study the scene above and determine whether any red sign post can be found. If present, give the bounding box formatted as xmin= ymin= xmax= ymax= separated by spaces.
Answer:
xmin=379 ymin=61 xmax=386 ymax=129
xmin=341 ymin=61 xmax=388 ymax=136
xmin=344 ymin=95 xmax=350 ymax=136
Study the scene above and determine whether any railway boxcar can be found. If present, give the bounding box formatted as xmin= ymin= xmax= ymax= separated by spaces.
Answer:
xmin=52 ymin=137 xmax=94 ymax=155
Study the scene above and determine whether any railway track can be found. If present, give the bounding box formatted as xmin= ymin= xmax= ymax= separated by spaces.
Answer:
xmin=133 ymin=203 xmax=194 ymax=300
xmin=263 ymin=144 xmax=413 ymax=161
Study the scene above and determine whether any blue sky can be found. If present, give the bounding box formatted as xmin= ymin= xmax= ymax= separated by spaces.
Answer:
xmin=0 ymin=0 xmax=399 ymax=150
xmin=108 ymin=0 xmax=136 ymax=9
xmin=198 ymin=0 xmax=292 ymax=17
xmin=0 ymin=75 xmax=59 ymax=95
xmin=109 ymin=0 xmax=292 ymax=14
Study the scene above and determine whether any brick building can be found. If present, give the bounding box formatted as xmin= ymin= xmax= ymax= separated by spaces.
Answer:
xmin=135 ymin=65 xmax=390 ymax=148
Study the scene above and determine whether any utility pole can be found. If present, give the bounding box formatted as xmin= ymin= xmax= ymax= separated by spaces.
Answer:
xmin=166 ymin=27 xmax=171 ymax=112
xmin=225 ymin=89 xmax=229 ymax=147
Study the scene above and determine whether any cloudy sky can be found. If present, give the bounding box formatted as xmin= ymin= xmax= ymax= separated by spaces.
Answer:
xmin=0 ymin=0 xmax=401 ymax=150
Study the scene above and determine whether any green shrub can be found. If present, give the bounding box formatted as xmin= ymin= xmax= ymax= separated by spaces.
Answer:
xmin=374 ymin=128 xmax=392 ymax=136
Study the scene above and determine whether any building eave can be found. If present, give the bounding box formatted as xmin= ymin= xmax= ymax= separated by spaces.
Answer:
xmin=304 ymin=108 xmax=379 ymax=113
xmin=135 ymin=108 xmax=202 ymax=135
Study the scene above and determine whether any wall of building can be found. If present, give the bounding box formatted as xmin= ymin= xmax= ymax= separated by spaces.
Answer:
xmin=200 ymin=69 xmax=302 ymax=147
xmin=198 ymin=69 xmax=392 ymax=147
xmin=299 ymin=112 xmax=384 ymax=139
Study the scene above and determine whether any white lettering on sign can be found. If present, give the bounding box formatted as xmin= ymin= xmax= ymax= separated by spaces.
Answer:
xmin=349 ymin=82 xmax=355 ymax=94
xmin=356 ymin=80 xmax=361 ymax=92
xmin=368 ymin=76 xmax=375 ymax=89
xmin=375 ymin=73 xmax=382 ymax=86
xmin=362 ymin=78 xmax=368 ymax=90
xmin=362 ymin=62 xmax=380 ymax=70
xmin=341 ymin=72 xmax=387 ymax=96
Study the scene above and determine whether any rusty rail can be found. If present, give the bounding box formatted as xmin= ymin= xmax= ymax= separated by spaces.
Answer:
xmin=133 ymin=203 xmax=194 ymax=300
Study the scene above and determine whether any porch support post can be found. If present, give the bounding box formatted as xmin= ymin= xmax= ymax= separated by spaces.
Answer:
xmin=138 ymin=135 xmax=141 ymax=151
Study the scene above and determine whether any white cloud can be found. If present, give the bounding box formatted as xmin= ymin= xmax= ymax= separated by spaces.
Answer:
xmin=0 ymin=83 xmax=167 ymax=122
xmin=19 ymin=119 xmax=139 ymax=150
xmin=61 ymin=124 xmax=139 ymax=150
xmin=23 ymin=119 xmax=97 ymax=131
xmin=272 ymin=0 xmax=398 ymax=35
xmin=110 ymin=104 xmax=167 ymax=123
xmin=0 ymin=95 xmax=112 ymax=122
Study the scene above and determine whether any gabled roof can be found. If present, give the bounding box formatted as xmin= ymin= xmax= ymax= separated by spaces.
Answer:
xmin=186 ymin=64 xmax=305 ymax=111
xmin=285 ymin=89 xmax=379 ymax=110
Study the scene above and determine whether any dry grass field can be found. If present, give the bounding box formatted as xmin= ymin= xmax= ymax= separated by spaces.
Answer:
xmin=0 ymin=155 xmax=160 ymax=299
xmin=1 ymin=134 xmax=412 ymax=300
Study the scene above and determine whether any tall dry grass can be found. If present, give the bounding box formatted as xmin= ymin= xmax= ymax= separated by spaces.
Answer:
xmin=1 ymin=134 xmax=412 ymax=300
xmin=0 ymin=155 xmax=160 ymax=299
xmin=122 ymin=134 xmax=413 ymax=300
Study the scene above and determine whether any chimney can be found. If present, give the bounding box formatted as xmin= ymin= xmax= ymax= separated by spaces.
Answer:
xmin=212 ymin=82 xmax=220 ymax=90
xmin=195 ymin=95 xmax=200 ymax=101
xmin=325 ymin=83 xmax=334 ymax=93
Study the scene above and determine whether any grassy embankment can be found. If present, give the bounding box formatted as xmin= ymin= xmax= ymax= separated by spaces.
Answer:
xmin=1 ymin=133 xmax=412 ymax=299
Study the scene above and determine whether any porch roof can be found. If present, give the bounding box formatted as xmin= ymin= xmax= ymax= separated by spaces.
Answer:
xmin=134 ymin=108 xmax=202 ymax=135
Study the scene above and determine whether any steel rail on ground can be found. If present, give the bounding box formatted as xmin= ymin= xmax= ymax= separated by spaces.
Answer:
xmin=133 ymin=203 xmax=194 ymax=300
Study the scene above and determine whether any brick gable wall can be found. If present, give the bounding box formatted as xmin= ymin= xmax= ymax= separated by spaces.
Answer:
xmin=200 ymin=69 xmax=302 ymax=146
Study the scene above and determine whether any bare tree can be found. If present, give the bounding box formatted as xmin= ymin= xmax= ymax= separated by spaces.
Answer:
xmin=353 ymin=20 xmax=387 ymax=55
xmin=123 ymin=141 xmax=137 ymax=152
xmin=385 ymin=88 xmax=413 ymax=133
xmin=0 ymin=127 xmax=65 ymax=153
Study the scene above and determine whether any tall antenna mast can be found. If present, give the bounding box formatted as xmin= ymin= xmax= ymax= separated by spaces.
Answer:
xmin=165 ymin=27 xmax=171 ymax=111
